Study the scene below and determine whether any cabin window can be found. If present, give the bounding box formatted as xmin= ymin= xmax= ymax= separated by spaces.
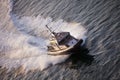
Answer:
xmin=68 ymin=39 xmax=77 ymax=46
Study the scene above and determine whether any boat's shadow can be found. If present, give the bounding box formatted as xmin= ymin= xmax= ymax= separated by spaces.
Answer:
xmin=65 ymin=46 xmax=94 ymax=69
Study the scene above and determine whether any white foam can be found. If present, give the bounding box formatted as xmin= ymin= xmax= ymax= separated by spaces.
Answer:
xmin=0 ymin=15 xmax=87 ymax=72
xmin=0 ymin=0 xmax=87 ymax=72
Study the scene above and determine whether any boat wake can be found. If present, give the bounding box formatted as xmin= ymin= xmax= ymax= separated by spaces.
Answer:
xmin=0 ymin=0 xmax=87 ymax=72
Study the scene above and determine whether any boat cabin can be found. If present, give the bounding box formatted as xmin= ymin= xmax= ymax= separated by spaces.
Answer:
xmin=48 ymin=31 xmax=78 ymax=52
xmin=45 ymin=25 xmax=80 ymax=55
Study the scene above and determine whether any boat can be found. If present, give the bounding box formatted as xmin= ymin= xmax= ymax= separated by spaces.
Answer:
xmin=46 ymin=25 xmax=83 ymax=55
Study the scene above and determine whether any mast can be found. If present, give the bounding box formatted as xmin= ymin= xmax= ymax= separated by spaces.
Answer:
xmin=46 ymin=25 xmax=61 ymax=49
xmin=45 ymin=25 xmax=55 ymax=35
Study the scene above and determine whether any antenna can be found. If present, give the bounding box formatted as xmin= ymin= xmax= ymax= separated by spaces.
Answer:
xmin=45 ymin=25 xmax=55 ymax=34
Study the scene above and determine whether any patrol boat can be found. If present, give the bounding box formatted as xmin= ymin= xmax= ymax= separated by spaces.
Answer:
xmin=46 ymin=25 xmax=83 ymax=55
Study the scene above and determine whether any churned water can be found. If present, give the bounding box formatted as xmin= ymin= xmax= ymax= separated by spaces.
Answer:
xmin=0 ymin=0 xmax=120 ymax=79
xmin=0 ymin=0 xmax=86 ymax=72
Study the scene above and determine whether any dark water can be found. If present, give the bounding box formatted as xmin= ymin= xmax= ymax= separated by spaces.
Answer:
xmin=1 ymin=0 xmax=120 ymax=80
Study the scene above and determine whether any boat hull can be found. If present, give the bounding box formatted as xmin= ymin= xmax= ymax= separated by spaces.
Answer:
xmin=47 ymin=39 xmax=83 ymax=55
